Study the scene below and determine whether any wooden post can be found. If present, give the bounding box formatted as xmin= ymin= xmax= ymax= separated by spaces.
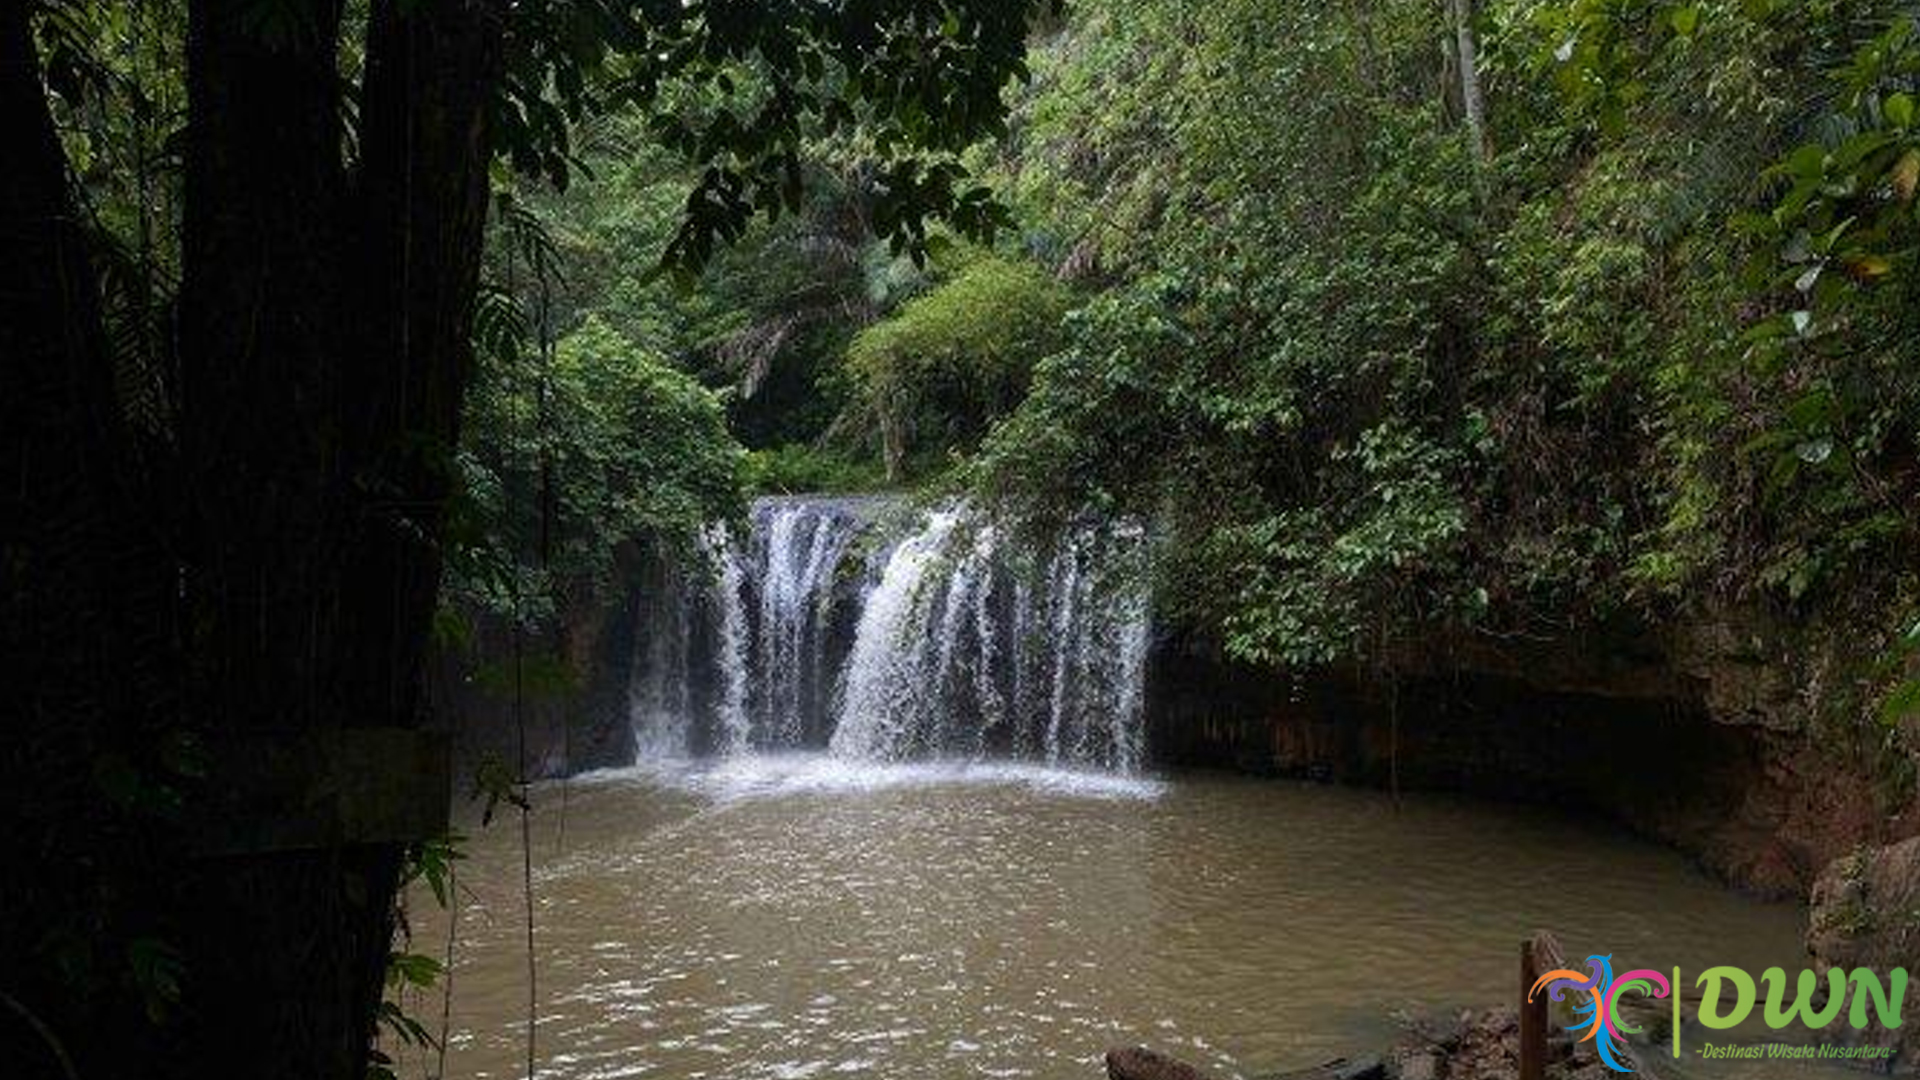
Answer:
xmin=1520 ymin=936 xmax=1546 ymax=1080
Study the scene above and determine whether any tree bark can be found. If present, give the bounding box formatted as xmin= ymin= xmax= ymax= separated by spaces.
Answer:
xmin=11 ymin=0 xmax=500 ymax=1074
xmin=343 ymin=0 xmax=505 ymax=735
xmin=3 ymin=0 xmax=501 ymax=1072
xmin=1 ymin=4 xmax=180 ymax=1077
xmin=1450 ymin=0 xmax=1491 ymax=172
xmin=173 ymin=4 xmax=386 ymax=1074
xmin=168 ymin=2 xmax=504 ymax=1078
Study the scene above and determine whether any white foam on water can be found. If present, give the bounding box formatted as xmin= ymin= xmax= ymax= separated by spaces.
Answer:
xmin=575 ymin=751 xmax=1164 ymax=803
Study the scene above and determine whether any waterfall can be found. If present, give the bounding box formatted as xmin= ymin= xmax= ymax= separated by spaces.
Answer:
xmin=627 ymin=553 xmax=698 ymax=759
xmin=709 ymin=526 xmax=752 ymax=754
xmin=827 ymin=510 xmax=963 ymax=762
xmin=627 ymin=496 xmax=1153 ymax=773
xmin=750 ymin=498 xmax=866 ymax=745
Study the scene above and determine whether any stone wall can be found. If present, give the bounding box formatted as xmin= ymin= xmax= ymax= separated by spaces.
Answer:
xmin=1147 ymin=605 xmax=1916 ymax=897
xmin=429 ymin=551 xmax=648 ymax=785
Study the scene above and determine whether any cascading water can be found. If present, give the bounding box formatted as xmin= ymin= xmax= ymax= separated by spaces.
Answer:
xmin=709 ymin=525 xmax=752 ymax=754
xmin=827 ymin=510 xmax=964 ymax=762
xmin=749 ymin=498 xmax=867 ymax=745
xmin=626 ymin=554 xmax=699 ymax=759
xmin=628 ymin=495 xmax=1153 ymax=773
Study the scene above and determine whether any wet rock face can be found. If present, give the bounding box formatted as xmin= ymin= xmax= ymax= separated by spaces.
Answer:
xmin=1808 ymin=838 xmax=1920 ymax=1066
xmin=431 ymin=572 xmax=644 ymax=782
xmin=1809 ymin=837 xmax=1920 ymax=969
xmin=1148 ymin=602 xmax=1917 ymax=897
xmin=1149 ymin=640 xmax=1791 ymax=886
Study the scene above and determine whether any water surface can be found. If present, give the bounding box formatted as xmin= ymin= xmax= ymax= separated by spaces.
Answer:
xmin=402 ymin=756 xmax=1813 ymax=1079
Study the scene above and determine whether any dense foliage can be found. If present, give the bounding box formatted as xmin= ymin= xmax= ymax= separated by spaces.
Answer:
xmin=957 ymin=0 xmax=1919 ymax=679
xmin=454 ymin=315 xmax=744 ymax=621
xmin=846 ymin=253 xmax=1072 ymax=477
xmin=6 ymin=1 xmax=1053 ymax=1076
xmin=475 ymin=0 xmax=1918 ymax=708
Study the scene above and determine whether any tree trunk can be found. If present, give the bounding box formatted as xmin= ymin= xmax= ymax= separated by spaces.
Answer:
xmin=1 ymin=5 xmax=181 ymax=1077
xmin=168 ymin=2 xmax=504 ymax=1078
xmin=173 ymin=3 xmax=390 ymax=1074
xmin=8 ymin=0 xmax=503 ymax=1073
xmin=343 ymin=0 xmax=505 ymax=734
xmin=1450 ymin=0 xmax=1490 ymax=172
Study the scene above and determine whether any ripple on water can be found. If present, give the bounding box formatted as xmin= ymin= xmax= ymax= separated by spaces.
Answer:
xmin=402 ymin=753 xmax=1815 ymax=1080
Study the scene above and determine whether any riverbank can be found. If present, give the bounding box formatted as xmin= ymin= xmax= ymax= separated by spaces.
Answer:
xmin=1107 ymin=1010 xmax=1578 ymax=1080
xmin=1110 ymin=1006 xmax=1845 ymax=1080
xmin=1151 ymin=603 xmax=1917 ymax=903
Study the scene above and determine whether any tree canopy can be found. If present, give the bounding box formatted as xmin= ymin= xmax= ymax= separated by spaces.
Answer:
xmin=3 ymin=2 xmax=1053 ymax=1077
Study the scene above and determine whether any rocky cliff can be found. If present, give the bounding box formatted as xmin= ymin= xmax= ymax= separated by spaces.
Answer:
xmin=1151 ymin=603 xmax=1917 ymax=899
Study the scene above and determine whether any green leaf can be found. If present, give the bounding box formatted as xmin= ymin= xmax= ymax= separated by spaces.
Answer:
xmin=1795 ymin=437 xmax=1833 ymax=465
xmin=1887 ymin=92 xmax=1915 ymax=129
xmin=1882 ymin=679 xmax=1920 ymax=726
xmin=387 ymin=951 xmax=444 ymax=990
xmin=1783 ymin=143 xmax=1827 ymax=179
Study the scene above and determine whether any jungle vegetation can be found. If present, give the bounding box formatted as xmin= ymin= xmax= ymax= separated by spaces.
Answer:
xmin=465 ymin=0 xmax=1920 ymax=683
xmin=5 ymin=0 xmax=1920 ymax=1077
xmin=965 ymin=0 xmax=1920 ymax=676
xmin=3 ymin=0 xmax=1041 ymax=1076
xmin=480 ymin=0 xmax=1920 ymax=686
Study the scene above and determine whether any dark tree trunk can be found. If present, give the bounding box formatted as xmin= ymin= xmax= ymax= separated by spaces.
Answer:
xmin=1 ymin=4 xmax=180 ymax=1077
xmin=179 ymin=1 xmax=349 ymax=730
xmin=6 ymin=0 xmax=503 ymax=1072
xmin=343 ymin=0 xmax=505 ymax=737
xmin=171 ymin=2 xmax=399 ymax=1075
xmin=163 ymin=2 xmax=505 ymax=1078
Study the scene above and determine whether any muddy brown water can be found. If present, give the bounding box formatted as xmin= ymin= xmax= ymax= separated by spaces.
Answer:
xmin=395 ymin=755 xmax=1828 ymax=1080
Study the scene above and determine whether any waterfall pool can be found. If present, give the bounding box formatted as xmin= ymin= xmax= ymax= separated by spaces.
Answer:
xmin=400 ymin=757 xmax=1823 ymax=1080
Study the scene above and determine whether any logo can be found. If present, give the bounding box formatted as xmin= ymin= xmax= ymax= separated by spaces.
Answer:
xmin=1526 ymin=954 xmax=1909 ymax=1074
xmin=1529 ymin=954 xmax=1672 ymax=1072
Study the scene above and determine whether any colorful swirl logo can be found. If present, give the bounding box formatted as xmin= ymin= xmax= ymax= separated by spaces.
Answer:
xmin=1528 ymin=954 xmax=1673 ymax=1074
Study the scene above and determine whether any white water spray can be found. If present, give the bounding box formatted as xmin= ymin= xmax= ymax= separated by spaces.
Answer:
xmin=629 ymin=498 xmax=1154 ymax=773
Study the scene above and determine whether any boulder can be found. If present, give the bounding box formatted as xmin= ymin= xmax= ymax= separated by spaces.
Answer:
xmin=1106 ymin=1047 xmax=1217 ymax=1080
xmin=1807 ymin=837 xmax=1920 ymax=1061
xmin=1808 ymin=837 xmax=1920 ymax=969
